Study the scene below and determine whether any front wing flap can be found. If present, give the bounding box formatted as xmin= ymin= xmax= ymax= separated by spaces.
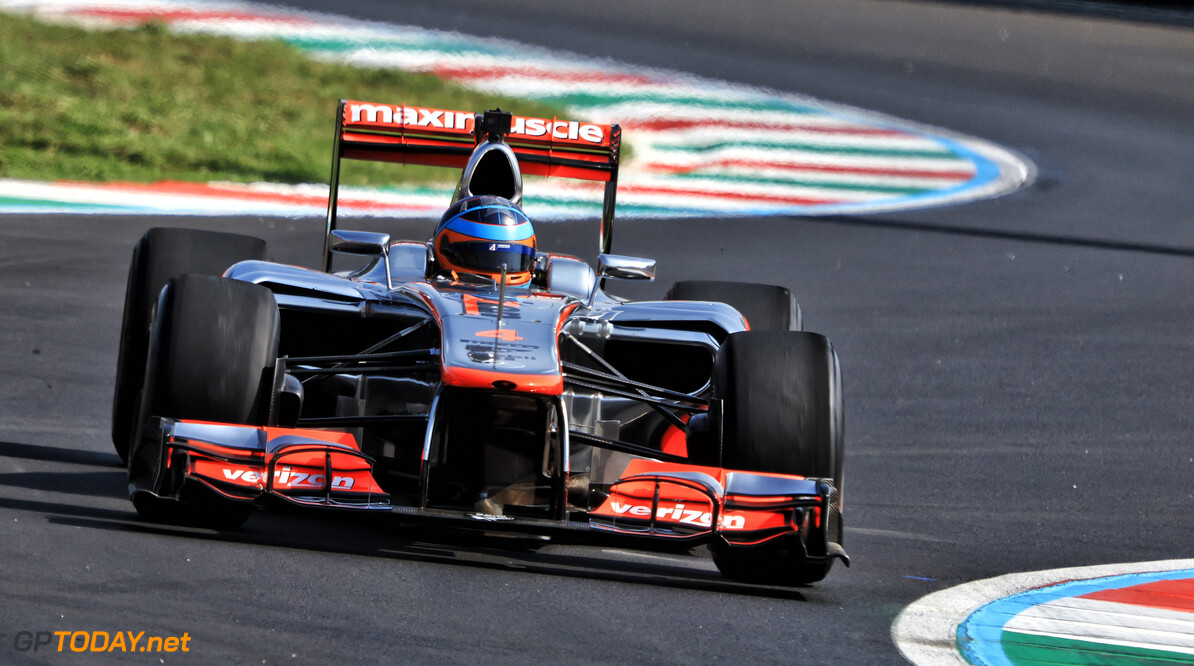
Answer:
xmin=129 ymin=419 xmax=390 ymax=510
xmin=588 ymin=458 xmax=832 ymax=549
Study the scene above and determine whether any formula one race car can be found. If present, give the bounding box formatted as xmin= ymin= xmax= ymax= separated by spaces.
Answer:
xmin=111 ymin=102 xmax=848 ymax=585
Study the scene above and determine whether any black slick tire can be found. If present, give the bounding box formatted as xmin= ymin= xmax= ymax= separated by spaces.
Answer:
xmin=132 ymin=274 xmax=279 ymax=530
xmin=112 ymin=228 xmax=267 ymax=462
xmin=715 ymin=331 xmax=841 ymax=480
xmin=711 ymin=538 xmax=834 ymax=587
xmin=666 ymin=280 xmax=801 ymax=331
xmin=710 ymin=330 xmax=844 ymax=585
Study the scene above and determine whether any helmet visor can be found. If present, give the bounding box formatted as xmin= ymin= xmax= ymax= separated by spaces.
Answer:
xmin=441 ymin=241 xmax=536 ymax=274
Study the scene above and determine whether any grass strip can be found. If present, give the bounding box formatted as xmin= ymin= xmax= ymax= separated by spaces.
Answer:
xmin=0 ymin=12 xmax=567 ymax=186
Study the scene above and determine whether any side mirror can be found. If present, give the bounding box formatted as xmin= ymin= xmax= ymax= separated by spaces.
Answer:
xmin=329 ymin=230 xmax=391 ymax=256
xmin=330 ymin=230 xmax=392 ymax=288
xmin=597 ymin=254 xmax=656 ymax=281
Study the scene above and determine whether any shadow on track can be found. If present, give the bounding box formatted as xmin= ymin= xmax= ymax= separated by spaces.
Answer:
xmin=924 ymin=0 xmax=1194 ymax=28
xmin=0 ymin=441 xmax=812 ymax=600
xmin=0 ymin=470 xmax=124 ymax=498
xmin=44 ymin=512 xmax=811 ymax=600
xmin=0 ymin=495 xmax=136 ymax=523
xmin=0 ymin=439 xmax=127 ymax=497
xmin=0 ymin=440 xmax=124 ymax=468
xmin=819 ymin=214 xmax=1194 ymax=258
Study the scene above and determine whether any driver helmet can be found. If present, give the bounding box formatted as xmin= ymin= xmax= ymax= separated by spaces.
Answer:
xmin=432 ymin=195 xmax=536 ymax=285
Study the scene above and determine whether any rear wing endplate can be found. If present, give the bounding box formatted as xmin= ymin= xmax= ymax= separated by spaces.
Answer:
xmin=324 ymin=100 xmax=622 ymax=271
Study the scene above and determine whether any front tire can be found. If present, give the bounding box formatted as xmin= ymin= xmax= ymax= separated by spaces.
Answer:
xmin=132 ymin=274 xmax=279 ymax=530
xmin=142 ymin=274 xmax=279 ymax=427
xmin=711 ymin=330 xmax=844 ymax=585
xmin=710 ymin=539 xmax=835 ymax=587
xmin=112 ymin=228 xmax=267 ymax=462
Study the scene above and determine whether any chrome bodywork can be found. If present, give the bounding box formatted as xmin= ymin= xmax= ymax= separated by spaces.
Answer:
xmin=211 ymin=108 xmax=770 ymax=530
xmin=597 ymin=254 xmax=656 ymax=281
xmin=123 ymin=105 xmax=848 ymax=581
xmin=228 ymin=244 xmax=741 ymax=438
xmin=214 ymin=199 xmax=761 ymax=530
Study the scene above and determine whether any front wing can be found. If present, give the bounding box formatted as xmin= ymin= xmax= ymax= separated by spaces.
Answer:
xmin=130 ymin=419 xmax=842 ymax=560
xmin=129 ymin=419 xmax=391 ymax=511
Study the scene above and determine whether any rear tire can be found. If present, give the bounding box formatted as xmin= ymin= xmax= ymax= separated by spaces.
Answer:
xmin=112 ymin=228 xmax=267 ymax=462
xmin=666 ymin=280 xmax=801 ymax=331
xmin=132 ymin=274 xmax=278 ymax=530
xmin=711 ymin=330 xmax=844 ymax=585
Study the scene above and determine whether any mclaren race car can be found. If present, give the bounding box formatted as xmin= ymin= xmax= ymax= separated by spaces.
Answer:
xmin=112 ymin=102 xmax=848 ymax=585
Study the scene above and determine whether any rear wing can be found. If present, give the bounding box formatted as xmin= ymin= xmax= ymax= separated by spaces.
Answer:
xmin=324 ymin=100 xmax=622 ymax=271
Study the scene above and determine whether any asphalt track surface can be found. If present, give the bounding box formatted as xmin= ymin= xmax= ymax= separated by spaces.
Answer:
xmin=2 ymin=0 xmax=1193 ymax=663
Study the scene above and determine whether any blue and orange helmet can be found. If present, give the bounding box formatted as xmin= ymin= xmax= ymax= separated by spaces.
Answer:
xmin=432 ymin=196 xmax=537 ymax=285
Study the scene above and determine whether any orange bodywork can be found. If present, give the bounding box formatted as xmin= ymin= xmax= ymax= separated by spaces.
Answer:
xmin=589 ymin=459 xmax=818 ymax=544
xmin=440 ymin=365 xmax=564 ymax=395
